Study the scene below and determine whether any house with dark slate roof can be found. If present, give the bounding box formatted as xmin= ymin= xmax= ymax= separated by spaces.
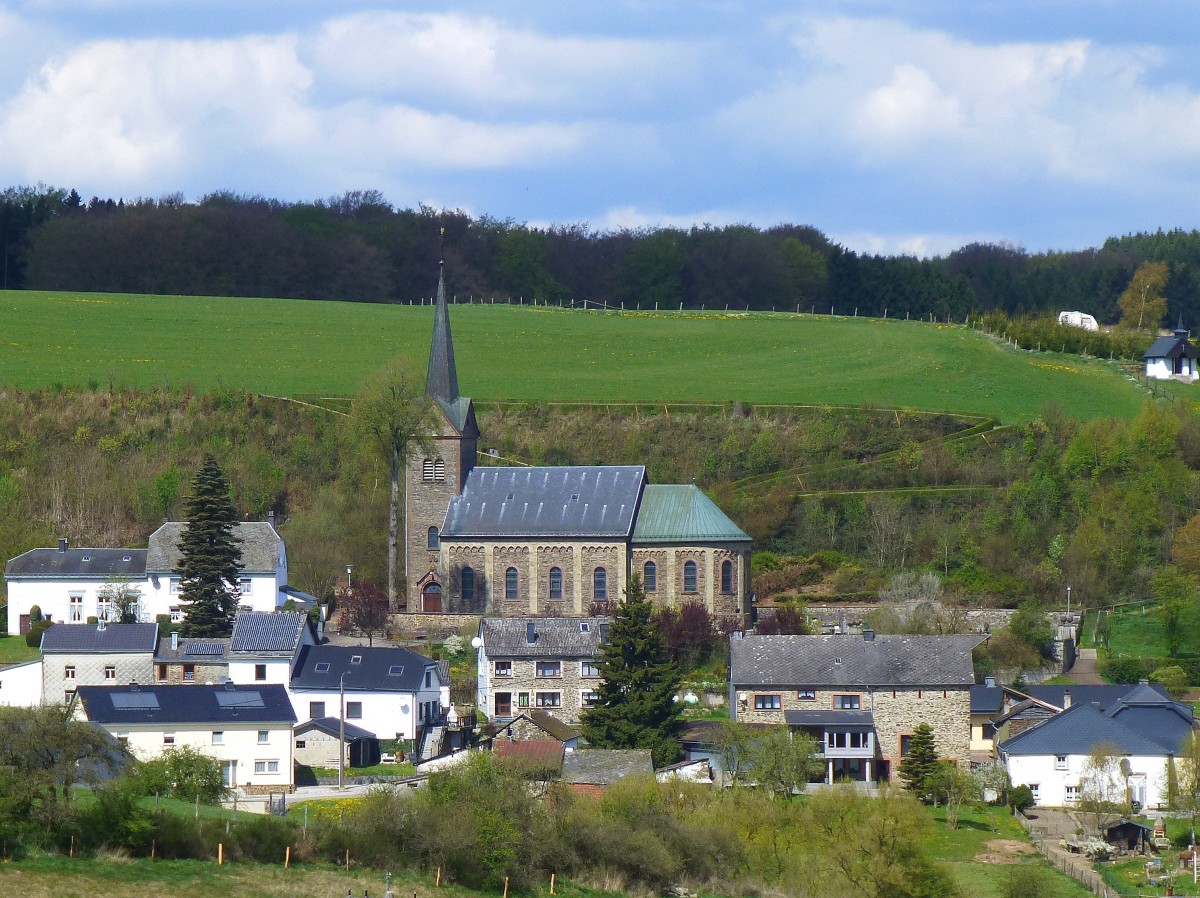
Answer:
xmin=1144 ymin=318 xmax=1199 ymax=381
xmin=403 ymin=266 xmax=751 ymax=620
xmin=40 ymin=621 xmax=159 ymax=704
xmin=4 ymin=518 xmax=288 ymax=636
xmin=227 ymin=611 xmax=315 ymax=686
xmin=999 ymin=682 xmax=1197 ymax=809
xmin=76 ymin=682 xmax=297 ymax=793
xmin=730 ymin=631 xmax=982 ymax=784
xmin=562 ymin=748 xmax=654 ymax=796
xmin=476 ymin=616 xmax=610 ymax=724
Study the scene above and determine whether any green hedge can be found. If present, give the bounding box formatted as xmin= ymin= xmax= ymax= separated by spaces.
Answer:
xmin=1099 ymin=656 xmax=1200 ymax=684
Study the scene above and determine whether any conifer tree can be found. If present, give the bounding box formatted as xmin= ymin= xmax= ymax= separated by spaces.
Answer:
xmin=178 ymin=455 xmax=242 ymax=638
xmin=580 ymin=575 xmax=683 ymax=766
xmin=898 ymin=722 xmax=939 ymax=801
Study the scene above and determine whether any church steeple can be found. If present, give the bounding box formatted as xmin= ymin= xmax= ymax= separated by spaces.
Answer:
xmin=426 ymin=261 xmax=460 ymax=404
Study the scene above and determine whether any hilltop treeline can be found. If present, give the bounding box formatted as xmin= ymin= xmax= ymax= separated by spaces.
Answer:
xmin=6 ymin=184 xmax=1200 ymax=324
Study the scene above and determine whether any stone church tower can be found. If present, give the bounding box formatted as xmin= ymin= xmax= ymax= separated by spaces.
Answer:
xmin=404 ymin=264 xmax=479 ymax=611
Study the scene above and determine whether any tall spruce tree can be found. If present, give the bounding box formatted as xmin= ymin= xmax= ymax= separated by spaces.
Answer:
xmin=898 ymin=722 xmax=939 ymax=801
xmin=178 ymin=455 xmax=242 ymax=638
xmin=580 ymin=575 xmax=683 ymax=766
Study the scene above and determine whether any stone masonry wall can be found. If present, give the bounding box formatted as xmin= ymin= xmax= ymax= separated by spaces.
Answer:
xmin=487 ymin=656 xmax=601 ymax=725
xmin=44 ymin=653 xmax=154 ymax=702
xmin=405 ymin=426 xmax=467 ymax=611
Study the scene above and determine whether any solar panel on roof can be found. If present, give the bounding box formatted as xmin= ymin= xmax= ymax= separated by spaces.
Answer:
xmin=111 ymin=693 xmax=160 ymax=710
xmin=186 ymin=641 xmax=224 ymax=656
xmin=214 ymin=691 xmax=265 ymax=708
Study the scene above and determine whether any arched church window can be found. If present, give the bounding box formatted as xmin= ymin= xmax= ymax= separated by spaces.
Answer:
xmin=593 ymin=567 xmax=608 ymax=601
xmin=505 ymin=567 xmax=519 ymax=601
xmin=721 ymin=559 xmax=734 ymax=593
xmin=549 ymin=567 xmax=563 ymax=601
xmin=427 ymin=526 xmax=440 ymax=550
xmin=643 ymin=561 xmax=657 ymax=592
xmin=683 ymin=560 xmax=698 ymax=593
xmin=461 ymin=566 xmax=475 ymax=602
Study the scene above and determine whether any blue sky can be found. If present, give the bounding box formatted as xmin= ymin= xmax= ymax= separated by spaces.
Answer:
xmin=1 ymin=1 xmax=1198 ymax=256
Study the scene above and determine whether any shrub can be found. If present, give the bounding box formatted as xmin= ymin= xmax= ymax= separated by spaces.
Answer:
xmin=134 ymin=746 xmax=226 ymax=803
xmin=1009 ymin=785 xmax=1035 ymax=813
xmin=1150 ymin=665 xmax=1191 ymax=696
xmin=228 ymin=814 xmax=297 ymax=862
xmin=25 ymin=619 xmax=53 ymax=648
xmin=77 ymin=781 xmax=155 ymax=854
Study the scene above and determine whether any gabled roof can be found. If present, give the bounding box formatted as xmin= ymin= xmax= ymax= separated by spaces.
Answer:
xmin=5 ymin=547 xmax=146 ymax=579
xmin=296 ymin=716 xmax=376 ymax=741
xmin=442 ymin=466 xmax=645 ymax=539
xmin=493 ymin=737 xmax=565 ymax=770
xmin=290 ymin=644 xmax=438 ymax=692
xmin=1144 ymin=332 xmax=1196 ymax=361
xmin=526 ymin=709 xmax=582 ymax=742
xmin=480 ymin=616 xmax=610 ymax=659
xmin=970 ymin=684 xmax=1004 ymax=714
xmin=563 ymin=748 xmax=653 ymax=785
xmin=632 ymin=484 xmax=750 ymax=544
xmin=40 ymin=622 xmax=158 ymax=654
xmin=1020 ymin=683 xmax=1171 ymax=712
xmin=999 ymin=701 xmax=1186 ymax=757
xmin=154 ymin=636 xmax=230 ymax=663
xmin=230 ymin=611 xmax=309 ymax=656
xmin=146 ymin=521 xmax=281 ymax=574
xmin=78 ymin=683 xmax=296 ymax=726
xmin=730 ymin=633 xmax=982 ymax=688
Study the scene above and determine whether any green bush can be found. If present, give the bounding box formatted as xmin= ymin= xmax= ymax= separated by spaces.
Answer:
xmin=228 ymin=814 xmax=297 ymax=862
xmin=25 ymin=619 xmax=53 ymax=648
xmin=1150 ymin=665 xmax=1191 ymax=696
xmin=1009 ymin=785 xmax=1035 ymax=813
xmin=999 ymin=864 xmax=1054 ymax=898
xmin=77 ymin=781 xmax=155 ymax=854
xmin=134 ymin=746 xmax=226 ymax=803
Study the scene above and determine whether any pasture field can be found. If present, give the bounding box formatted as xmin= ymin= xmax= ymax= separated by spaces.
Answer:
xmin=1 ymin=290 xmax=1150 ymax=421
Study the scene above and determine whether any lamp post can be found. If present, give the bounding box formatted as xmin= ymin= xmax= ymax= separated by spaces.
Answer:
xmin=1066 ymin=584 xmax=1071 ymax=618
xmin=339 ymin=671 xmax=348 ymax=790
xmin=346 ymin=565 xmax=352 ymax=590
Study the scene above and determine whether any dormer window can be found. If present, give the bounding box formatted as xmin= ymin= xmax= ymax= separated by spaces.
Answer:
xmin=122 ymin=555 xmax=131 ymax=562
xmin=82 ymin=555 xmax=91 ymax=562
xmin=579 ymin=622 xmax=589 ymax=633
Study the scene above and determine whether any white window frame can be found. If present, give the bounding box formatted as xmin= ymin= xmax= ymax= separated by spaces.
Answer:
xmin=169 ymin=606 xmax=183 ymax=623
xmin=163 ymin=734 xmax=176 ymax=746
xmin=1054 ymin=755 xmax=1068 ymax=770
xmin=104 ymin=665 xmax=116 ymax=680
xmin=64 ymin=665 xmax=76 ymax=680
xmin=754 ymin=694 xmax=782 ymax=710
xmin=238 ymin=578 xmax=252 ymax=595
xmin=581 ymin=661 xmax=601 ymax=678
xmin=69 ymin=593 xmax=84 ymax=622
xmin=212 ymin=731 xmax=224 ymax=745
xmin=254 ymin=759 xmax=280 ymax=775
xmin=1064 ymin=785 xmax=1080 ymax=803
xmin=833 ymin=694 xmax=861 ymax=710
xmin=257 ymin=730 xmax=269 ymax=744
xmin=534 ymin=691 xmax=562 ymax=708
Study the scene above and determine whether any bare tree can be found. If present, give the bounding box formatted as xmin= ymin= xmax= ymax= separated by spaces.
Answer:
xmin=337 ymin=580 xmax=390 ymax=646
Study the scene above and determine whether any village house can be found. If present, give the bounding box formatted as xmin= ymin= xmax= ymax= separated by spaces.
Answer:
xmin=475 ymin=616 xmax=609 ymax=724
xmin=999 ymin=683 xmax=1197 ymax=809
xmin=562 ymin=748 xmax=654 ymax=796
xmin=404 ymin=267 xmax=752 ymax=621
xmin=4 ymin=518 xmax=288 ymax=635
xmin=153 ymin=631 xmax=230 ymax=684
xmin=729 ymin=631 xmax=981 ymax=784
xmin=41 ymin=621 xmax=158 ymax=704
xmin=1144 ymin=318 xmax=1199 ymax=381
xmin=75 ymin=681 xmax=297 ymax=792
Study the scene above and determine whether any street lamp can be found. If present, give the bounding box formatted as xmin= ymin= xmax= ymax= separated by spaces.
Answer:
xmin=346 ymin=565 xmax=352 ymax=590
xmin=339 ymin=671 xmax=348 ymax=791
xmin=1066 ymin=584 xmax=1071 ymax=618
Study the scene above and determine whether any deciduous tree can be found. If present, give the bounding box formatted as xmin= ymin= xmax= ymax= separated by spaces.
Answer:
xmin=353 ymin=360 xmax=434 ymax=610
xmin=1117 ymin=261 xmax=1169 ymax=331
xmin=745 ymin=726 xmax=823 ymax=797
xmin=580 ymin=575 xmax=684 ymax=766
xmin=178 ymin=455 xmax=242 ymax=638
xmin=337 ymin=579 xmax=390 ymax=646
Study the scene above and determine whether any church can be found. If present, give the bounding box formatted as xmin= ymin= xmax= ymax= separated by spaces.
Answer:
xmin=403 ymin=267 xmax=752 ymax=623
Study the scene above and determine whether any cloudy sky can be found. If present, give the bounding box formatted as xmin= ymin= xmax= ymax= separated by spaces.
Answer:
xmin=0 ymin=1 xmax=1197 ymax=256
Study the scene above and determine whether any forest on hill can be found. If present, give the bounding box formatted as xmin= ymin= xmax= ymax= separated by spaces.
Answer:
xmin=3 ymin=386 xmax=1199 ymax=627
xmin=6 ymin=184 xmax=1200 ymax=326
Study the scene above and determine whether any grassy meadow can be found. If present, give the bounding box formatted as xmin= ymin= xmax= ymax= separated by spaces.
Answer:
xmin=1 ymin=290 xmax=1152 ymax=422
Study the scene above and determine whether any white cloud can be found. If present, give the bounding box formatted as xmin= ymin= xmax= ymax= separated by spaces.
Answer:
xmin=308 ymin=11 xmax=698 ymax=113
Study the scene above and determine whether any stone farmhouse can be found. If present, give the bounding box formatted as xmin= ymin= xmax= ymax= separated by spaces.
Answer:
xmin=729 ymin=631 xmax=982 ymax=784
xmin=41 ymin=620 xmax=158 ymax=705
xmin=476 ymin=616 xmax=609 ymax=725
xmin=404 ymin=266 xmax=752 ymax=621
xmin=4 ymin=519 xmax=291 ymax=636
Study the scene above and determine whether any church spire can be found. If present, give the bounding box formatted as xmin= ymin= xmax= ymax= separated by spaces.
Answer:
xmin=426 ymin=261 xmax=460 ymax=404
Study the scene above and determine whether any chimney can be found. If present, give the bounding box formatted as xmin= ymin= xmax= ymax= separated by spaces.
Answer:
xmin=862 ymin=629 xmax=875 ymax=641
xmin=97 ymin=619 xmax=106 ymax=631
xmin=526 ymin=622 xmax=536 ymax=645
xmin=1062 ymin=689 xmax=1072 ymax=709
xmin=171 ymin=631 xmax=179 ymax=651
xmin=58 ymin=538 xmax=68 ymax=553
xmin=268 ymin=510 xmax=276 ymax=528
xmin=984 ymin=676 xmax=997 ymax=688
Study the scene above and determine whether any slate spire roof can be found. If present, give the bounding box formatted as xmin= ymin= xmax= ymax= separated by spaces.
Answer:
xmin=427 ymin=262 xmax=460 ymax=406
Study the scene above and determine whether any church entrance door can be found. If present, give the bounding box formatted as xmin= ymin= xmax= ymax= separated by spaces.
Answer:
xmin=422 ymin=583 xmax=443 ymax=613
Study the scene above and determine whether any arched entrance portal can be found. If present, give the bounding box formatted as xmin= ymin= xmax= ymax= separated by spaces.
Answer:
xmin=422 ymin=582 xmax=443 ymax=613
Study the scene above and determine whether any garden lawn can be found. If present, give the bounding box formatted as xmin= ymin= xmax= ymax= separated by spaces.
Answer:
xmin=0 ymin=291 xmax=1151 ymax=422
xmin=1104 ymin=604 xmax=1200 ymax=660
xmin=929 ymin=804 xmax=1095 ymax=898
xmin=0 ymin=635 xmax=39 ymax=664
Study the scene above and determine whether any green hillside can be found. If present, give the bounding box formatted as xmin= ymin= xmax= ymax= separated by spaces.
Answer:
xmin=2 ymin=290 xmax=1152 ymax=421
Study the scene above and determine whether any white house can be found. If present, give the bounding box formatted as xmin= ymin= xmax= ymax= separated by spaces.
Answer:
xmin=0 ymin=659 xmax=44 ymax=707
xmin=5 ymin=520 xmax=289 ymax=635
xmin=999 ymin=684 xmax=1198 ymax=810
xmin=288 ymin=644 xmax=447 ymax=742
xmin=75 ymin=682 xmax=297 ymax=792
xmin=226 ymin=611 xmax=314 ymax=686
xmin=1144 ymin=320 xmax=1199 ymax=382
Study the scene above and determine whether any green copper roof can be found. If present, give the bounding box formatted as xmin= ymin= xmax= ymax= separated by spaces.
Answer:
xmin=632 ymin=484 xmax=750 ymax=544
